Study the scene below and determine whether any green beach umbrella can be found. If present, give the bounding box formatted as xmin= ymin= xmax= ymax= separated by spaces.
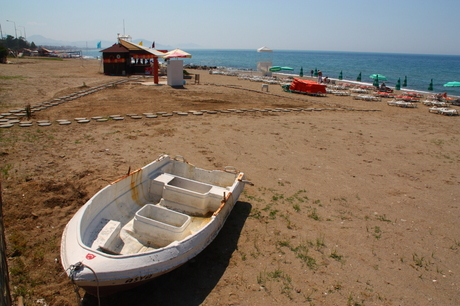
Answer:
xmin=269 ymin=66 xmax=282 ymax=72
xmin=443 ymin=81 xmax=460 ymax=87
xmin=428 ymin=79 xmax=433 ymax=91
xmin=370 ymin=74 xmax=387 ymax=81
xmin=356 ymin=72 xmax=362 ymax=82
xmin=281 ymin=67 xmax=294 ymax=71
xmin=338 ymin=71 xmax=343 ymax=80
xmin=314 ymin=68 xmax=318 ymax=77
xmin=395 ymin=78 xmax=401 ymax=90
xmin=373 ymin=75 xmax=379 ymax=87
xmin=299 ymin=67 xmax=304 ymax=77
xmin=402 ymin=76 xmax=407 ymax=87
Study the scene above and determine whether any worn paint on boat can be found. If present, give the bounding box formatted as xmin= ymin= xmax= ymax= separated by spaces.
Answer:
xmin=60 ymin=155 xmax=251 ymax=296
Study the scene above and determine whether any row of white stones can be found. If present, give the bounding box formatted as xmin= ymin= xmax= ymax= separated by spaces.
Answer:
xmin=0 ymin=78 xmax=134 ymax=122
xmin=0 ymin=108 xmax=342 ymax=128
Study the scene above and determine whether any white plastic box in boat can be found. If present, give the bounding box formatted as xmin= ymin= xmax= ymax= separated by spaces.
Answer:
xmin=60 ymin=155 xmax=251 ymax=296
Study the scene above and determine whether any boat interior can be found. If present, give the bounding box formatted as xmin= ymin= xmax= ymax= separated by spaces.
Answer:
xmin=80 ymin=157 xmax=239 ymax=256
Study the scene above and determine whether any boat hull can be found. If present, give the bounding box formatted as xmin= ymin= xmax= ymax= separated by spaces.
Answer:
xmin=78 ymin=261 xmax=187 ymax=296
xmin=60 ymin=155 xmax=247 ymax=296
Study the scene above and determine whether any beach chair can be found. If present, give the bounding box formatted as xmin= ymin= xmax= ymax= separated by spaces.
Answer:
xmin=439 ymin=108 xmax=458 ymax=116
xmin=401 ymin=102 xmax=417 ymax=108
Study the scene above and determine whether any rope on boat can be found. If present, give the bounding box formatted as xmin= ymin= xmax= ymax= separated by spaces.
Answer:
xmin=67 ymin=262 xmax=101 ymax=306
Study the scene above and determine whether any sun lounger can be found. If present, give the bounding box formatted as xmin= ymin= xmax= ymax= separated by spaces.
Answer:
xmin=398 ymin=101 xmax=417 ymax=108
xmin=388 ymin=100 xmax=417 ymax=108
xmin=331 ymin=90 xmax=350 ymax=96
xmin=429 ymin=107 xmax=458 ymax=115
xmin=358 ymin=95 xmax=381 ymax=101
xmin=350 ymin=88 xmax=368 ymax=94
xmin=430 ymin=101 xmax=449 ymax=107
xmin=438 ymin=108 xmax=458 ymax=116
xmin=387 ymin=100 xmax=401 ymax=106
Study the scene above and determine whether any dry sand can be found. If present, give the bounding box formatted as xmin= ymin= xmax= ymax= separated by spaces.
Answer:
xmin=0 ymin=58 xmax=459 ymax=306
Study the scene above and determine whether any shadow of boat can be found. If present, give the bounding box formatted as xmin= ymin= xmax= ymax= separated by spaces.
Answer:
xmin=82 ymin=200 xmax=252 ymax=306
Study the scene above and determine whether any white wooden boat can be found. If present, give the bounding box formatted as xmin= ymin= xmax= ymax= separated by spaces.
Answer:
xmin=60 ymin=155 xmax=251 ymax=296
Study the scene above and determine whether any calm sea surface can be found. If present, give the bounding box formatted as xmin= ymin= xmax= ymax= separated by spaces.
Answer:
xmin=85 ymin=49 xmax=460 ymax=97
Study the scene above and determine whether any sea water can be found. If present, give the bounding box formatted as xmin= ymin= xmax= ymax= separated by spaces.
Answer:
xmin=83 ymin=49 xmax=460 ymax=97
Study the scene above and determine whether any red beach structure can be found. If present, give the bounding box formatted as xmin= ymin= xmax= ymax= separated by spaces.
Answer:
xmin=289 ymin=78 xmax=327 ymax=95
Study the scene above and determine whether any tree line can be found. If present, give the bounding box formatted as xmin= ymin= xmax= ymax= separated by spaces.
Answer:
xmin=0 ymin=35 xmax=82 ymax=62
xmin=0 ymin=35 xmax=35 ymax=62
xmin=0 ymin=35 xmax=36 ymax=50
xmin=1 ymin=35 xmax=79 ymax=51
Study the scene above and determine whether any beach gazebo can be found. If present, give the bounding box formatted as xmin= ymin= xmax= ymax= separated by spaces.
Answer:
xmin=100 ymin=43 xmax=130 ymax=76
xmin=119 ymin=39 xmax=166 ymax=84
xmin=100 ymin=37 xmax=165 ymax=83
xmin=257 ymin=46 xmax=273 ymax=76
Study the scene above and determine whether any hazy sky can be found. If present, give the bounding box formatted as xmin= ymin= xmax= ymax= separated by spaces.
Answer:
xmin=2 ymin=0 xmax=460 ymax=55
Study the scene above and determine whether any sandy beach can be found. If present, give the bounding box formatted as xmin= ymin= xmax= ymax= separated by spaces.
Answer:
xmin=1 ymin=58 xmax=459 ymax=305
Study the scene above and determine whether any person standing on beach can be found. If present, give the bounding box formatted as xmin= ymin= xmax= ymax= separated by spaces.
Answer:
xmin=310 ymin=69 xmax=314 ymax=77
xmin=318 ymin=70 xmax=323 ymax=83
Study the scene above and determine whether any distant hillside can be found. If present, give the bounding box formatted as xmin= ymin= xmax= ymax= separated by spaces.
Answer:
xmin=28 ymin=35 xmax=203 ymax=50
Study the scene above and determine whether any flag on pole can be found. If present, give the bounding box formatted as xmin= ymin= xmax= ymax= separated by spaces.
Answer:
xmin=152 ymin=41 xmax=155 ymax=48
xmin=96 ymin=41 xmax=101 ymax=49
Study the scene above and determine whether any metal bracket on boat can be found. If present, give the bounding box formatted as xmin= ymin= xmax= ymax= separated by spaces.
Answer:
xmin=110 ymin=167 xmax=142 ymax=185
xmin=224 ymin=166 xmax=238 ymax=173
xmin=239 ymin=179 xmax=254 ymax=186
xmin=173 ymin=155 xmax=187 ymax=162
xmin=213 ymin=191 xmax=233 ymax=216
xmin=69 ymin=262 xmax=84 ymax=274
xmin=68 ymin=262 xmax=101 ymax=306
xmin=237 ymin=173 xmax=254 ymax=186
xmin=158 ymin=153 xmax=168 ymax=160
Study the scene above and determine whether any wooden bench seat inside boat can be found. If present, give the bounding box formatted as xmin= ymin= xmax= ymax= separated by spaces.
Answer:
xmin=150 ymin=173 xmax=228 ymax=216
xmin=91 ymin=219 xmax=122 ymax=253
